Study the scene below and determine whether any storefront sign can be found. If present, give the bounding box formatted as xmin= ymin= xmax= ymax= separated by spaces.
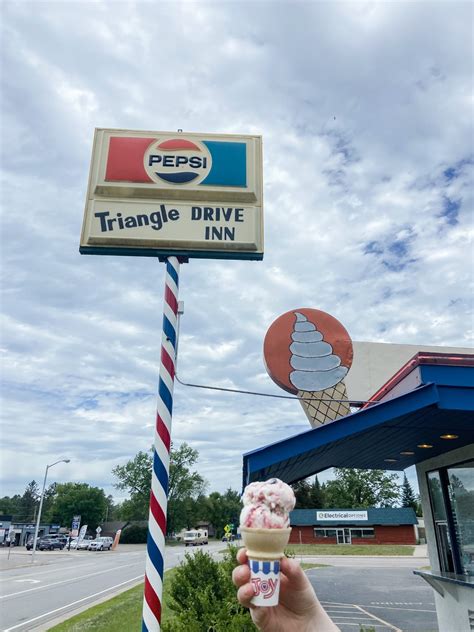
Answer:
xmin=80 ymin=129 xmax=263 ymax=260
xmin=71 ymin=515 xmax=81 ymax=537
xmin=317 ymin=511 xmax=368 ymax=521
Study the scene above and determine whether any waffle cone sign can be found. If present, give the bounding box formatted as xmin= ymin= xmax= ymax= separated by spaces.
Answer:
xmin=263 ymin=309 xmax=353 ymax=426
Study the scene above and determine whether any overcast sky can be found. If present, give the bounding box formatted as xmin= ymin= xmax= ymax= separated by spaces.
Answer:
xmin=1 ymin=1 xmax=472 ymax=504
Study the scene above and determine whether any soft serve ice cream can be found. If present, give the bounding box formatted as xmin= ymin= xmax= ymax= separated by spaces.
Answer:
xmin=289 ymin=312 xmax=348 ymax=391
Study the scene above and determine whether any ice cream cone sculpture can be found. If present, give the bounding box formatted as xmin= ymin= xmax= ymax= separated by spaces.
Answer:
xmin=240 ymin=478 xmax=296 ymax=607
xmin=263 ymin=308 xmax=354 ymax=427
xmin=290 ymin=312 xmax=350 ymax=426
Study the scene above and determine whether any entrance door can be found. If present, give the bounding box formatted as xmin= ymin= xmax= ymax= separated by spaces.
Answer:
xmin=336 ymin=528 xmax=352 ymax=544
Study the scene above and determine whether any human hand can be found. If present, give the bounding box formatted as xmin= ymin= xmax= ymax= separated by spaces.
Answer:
xmin=232 ymin=548 xmax=340 ymax=632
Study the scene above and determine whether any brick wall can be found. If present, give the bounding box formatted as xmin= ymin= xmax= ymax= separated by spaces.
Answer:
xmin=289 ymin=524 xmax=416 ymax=545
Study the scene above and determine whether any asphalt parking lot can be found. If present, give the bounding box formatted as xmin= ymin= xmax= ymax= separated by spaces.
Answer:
xmin=308 ymin=566 xmax=438 ymax=632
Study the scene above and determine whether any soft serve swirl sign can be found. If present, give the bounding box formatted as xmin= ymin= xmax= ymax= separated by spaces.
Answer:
xmin=289 ymin=312 xmax=348 ymax=392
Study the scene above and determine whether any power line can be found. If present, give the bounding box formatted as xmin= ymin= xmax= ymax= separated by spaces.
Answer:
xmin=175 ymin=372 xmax=370 ymax=408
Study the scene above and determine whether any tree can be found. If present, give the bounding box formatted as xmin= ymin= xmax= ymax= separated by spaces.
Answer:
xmin=324 ymin=468 xmax=400 ymax=508
xmin=201 ymin=489 xmax=242 ymax=537
xmin=112 ymin=442 xmax=208 ymax=534
xmin=112 ymin=450 xmax=152 ymax=519
xmin=401 ymin=474 xmax=418 ymax=511
xmin=310 ymin=476 xmax=325 ymax=508
xmin=167 ymin=443 xmax=207 ymax=534
xmin=48 ymin=483 xmax=107 ymax=530
xmin=291 ymin=476 xmax=326 ymax=509
xmin=0 ymin=494 xmax=22 ymax=518
xmin=292 ymin=479 xmax=313 ymax=508
xmin=18 ymin=481 xmax=40 ymax=522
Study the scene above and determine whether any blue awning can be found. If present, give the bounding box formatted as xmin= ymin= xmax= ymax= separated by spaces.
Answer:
xmin=243 ymin=362 xmax=474 ymax=487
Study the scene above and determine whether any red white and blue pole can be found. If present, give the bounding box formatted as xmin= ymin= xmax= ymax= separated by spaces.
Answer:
xmin=142 ymin=256 xmax=181 ymax=632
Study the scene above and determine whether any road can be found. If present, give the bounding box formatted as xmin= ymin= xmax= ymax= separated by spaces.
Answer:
xmin=0 ymin=542 xmax=223 ymax=632
xmin=0 ymin=546 xmax=434 ymax=632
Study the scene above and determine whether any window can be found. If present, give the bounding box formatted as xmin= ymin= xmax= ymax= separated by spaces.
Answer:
xmin=427 ymin=459 xmax=474 ymax=576
xmin=313 ymin=528 xmax=337 ymax=538
xmin=349 ymin=528 xmax=374 ymax=539
xmin=447 ymin=460 xmax=474 ymax=576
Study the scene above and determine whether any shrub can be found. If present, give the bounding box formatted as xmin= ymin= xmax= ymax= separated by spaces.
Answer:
xmin=120 ymin=524 xmax=148 ymax=543
xmin=162 ymin=545 xmax=254 ymax=632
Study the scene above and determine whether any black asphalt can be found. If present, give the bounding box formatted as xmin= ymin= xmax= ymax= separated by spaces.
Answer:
xmin=307 ymin=566 xmax=438 ymax=632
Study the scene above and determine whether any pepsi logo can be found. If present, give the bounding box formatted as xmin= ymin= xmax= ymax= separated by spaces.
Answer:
xmin=144 ymin=138 xmax=212 ymax=185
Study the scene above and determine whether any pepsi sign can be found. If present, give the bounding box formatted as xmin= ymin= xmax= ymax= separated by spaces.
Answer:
xmin=144 ymin=138 xmax=212 ymax=184
xmin=80 ymin=129 xmax=263 ymax=260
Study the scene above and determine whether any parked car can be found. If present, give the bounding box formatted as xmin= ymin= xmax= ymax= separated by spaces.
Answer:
xmin=26 ymin=534 xmax=65 ymax=550
xmin=184 ymin=530 xmax=208 ymax=546
xmin=38 ymin=536 xmax=65 ymax=551
xmin=89 ymin=537 xmax=113 ymax=551
xmin=77 ymin=537 xmax=93 ymax=550
xmin=221 ymin=534 xmax=235 ymax=542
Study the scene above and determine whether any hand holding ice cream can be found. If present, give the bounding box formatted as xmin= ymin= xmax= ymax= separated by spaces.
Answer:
xmin=239 ymin=478 xmax=296 ymax=607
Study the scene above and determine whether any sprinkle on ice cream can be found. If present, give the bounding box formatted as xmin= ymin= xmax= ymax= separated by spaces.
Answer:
xmin=289 ymin=312 xmax=348 ymax=391
xmin=240 ymin=478 xmax=296 ymax=529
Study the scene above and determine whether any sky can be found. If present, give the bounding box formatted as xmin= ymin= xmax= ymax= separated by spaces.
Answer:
xmin=1 ymin=1 xmax=473 ymax=505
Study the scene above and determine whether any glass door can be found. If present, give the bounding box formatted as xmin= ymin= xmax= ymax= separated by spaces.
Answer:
xmin=336 ymin=528 xmax=352 ymax=544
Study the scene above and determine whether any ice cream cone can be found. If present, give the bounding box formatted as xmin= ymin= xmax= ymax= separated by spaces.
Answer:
xmin=298 ymin=379 xmax=351 ymax=427
xmin=240 ymin=526 xmax=292 ymax=560
xmin=240 ymin=526 xmax=291 ymax=606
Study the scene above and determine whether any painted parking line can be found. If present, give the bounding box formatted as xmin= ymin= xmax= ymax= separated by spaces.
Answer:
xmin=322 ymin=602 xmax=401 ymax=631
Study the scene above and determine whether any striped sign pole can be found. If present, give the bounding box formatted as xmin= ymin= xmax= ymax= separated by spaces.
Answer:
xmin=142 ymin=256 xmax=181 ymax=632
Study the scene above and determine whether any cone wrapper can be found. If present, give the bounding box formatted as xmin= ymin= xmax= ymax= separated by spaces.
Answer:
xmin=240 ymin=526 xmax=291 ymax=607
xmin=298 ymin=380 xmax=350 ymax=428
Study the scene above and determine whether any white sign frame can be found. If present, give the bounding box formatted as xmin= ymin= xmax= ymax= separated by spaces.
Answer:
xmin=316 ymin=511 xmax=368 ymax=521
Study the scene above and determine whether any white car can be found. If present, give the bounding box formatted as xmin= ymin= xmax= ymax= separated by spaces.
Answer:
xmin=77 ymin=538 xmax=93 ymax=550
xmin=88 ymin=537 xmax=113 ymax=551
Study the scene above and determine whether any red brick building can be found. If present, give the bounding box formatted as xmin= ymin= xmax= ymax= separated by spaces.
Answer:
xmin=289 ymin=508 xmax=418 ymax=545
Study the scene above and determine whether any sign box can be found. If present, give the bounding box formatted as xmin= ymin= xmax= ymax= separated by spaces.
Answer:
xmin=80 ymin=129 xmax=264 ymax=260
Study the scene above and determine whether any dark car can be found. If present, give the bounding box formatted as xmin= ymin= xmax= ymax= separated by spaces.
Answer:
xmin=37 ymin=536 xmax=65 ymax=551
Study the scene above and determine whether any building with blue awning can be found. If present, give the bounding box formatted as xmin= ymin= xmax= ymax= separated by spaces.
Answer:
xmin=242 ymin=352 xmax=474 ymax=632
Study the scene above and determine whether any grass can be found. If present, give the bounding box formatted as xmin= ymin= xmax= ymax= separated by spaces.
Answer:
xmin=300 ymin=562 xmax=329 ymax=570
xmin=286 ymin=544 xmax=415 ymax=556
xmin=48 ymin=568 xmax=178 ymax=631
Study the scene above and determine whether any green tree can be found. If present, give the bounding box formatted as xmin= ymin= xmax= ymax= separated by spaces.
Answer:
xmin=167 ymin=444 xmax=207 ymax=534
xmin=292 ymin=479 xmax=313 ymax=508
xmin=112 ymin=450 xmax=152 ymax=519
xmin=202 ymin=489 xmax=242 ymax=537
xmin=310 ymin=476 xmax=325 ymax=508
xmin=112 ymin=442 xmax=207 ymax=534
xmin=48 ymin=483 xmax=107 ymax=530
xmin=292 ymin=476 xmax=325 ymax=509
xmin=41 ymin=483 xmax=58 ymax=522
xmin=324 ymin=468 xmax=400 ymax=508
xmin=0 ymin=494 xmax=22 ymax=518
xmin=18 ymin=481 xmax=40 ymax=521
xmin=401 ymin=474 xmax=418 ymax=511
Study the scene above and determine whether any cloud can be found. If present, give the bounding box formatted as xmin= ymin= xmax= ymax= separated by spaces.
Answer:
xmin=1 ymin=1 xmax=472 ymax=500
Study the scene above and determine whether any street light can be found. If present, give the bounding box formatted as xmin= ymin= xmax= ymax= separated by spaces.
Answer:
xmin=31 ymin=459 xmax=70 ymax=563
